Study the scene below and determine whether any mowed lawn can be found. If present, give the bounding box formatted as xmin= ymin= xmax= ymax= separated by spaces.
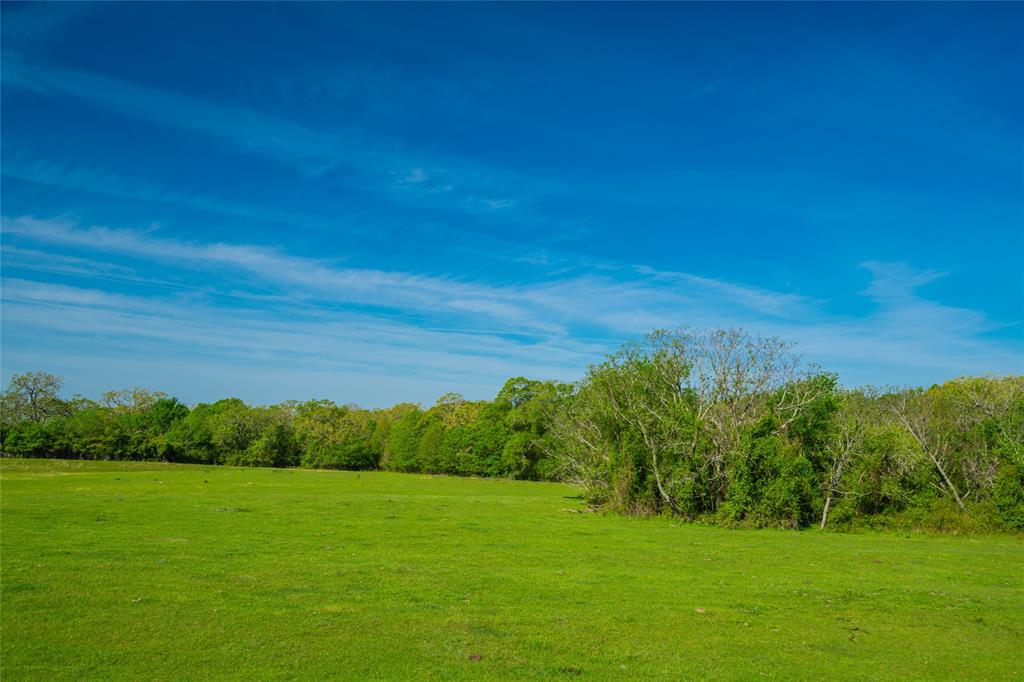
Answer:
xmin=1 ymin=460 xmax=1022 ymax=680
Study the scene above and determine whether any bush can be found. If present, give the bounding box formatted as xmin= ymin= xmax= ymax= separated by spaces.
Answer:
xmin=992 ymin=464 xmax=1024 ymax=531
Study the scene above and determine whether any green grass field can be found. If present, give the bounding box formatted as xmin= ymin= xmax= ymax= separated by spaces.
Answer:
xmin=1 ymin=459 xmax=1022 ymax=680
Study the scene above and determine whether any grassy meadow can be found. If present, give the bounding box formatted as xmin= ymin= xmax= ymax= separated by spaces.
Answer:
xmin=1 ymin=459 xmax=1022 ymax=680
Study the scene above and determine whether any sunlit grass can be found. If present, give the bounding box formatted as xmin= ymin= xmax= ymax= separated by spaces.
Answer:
xmin=2 ymin=459 xmax=1022 ymax=680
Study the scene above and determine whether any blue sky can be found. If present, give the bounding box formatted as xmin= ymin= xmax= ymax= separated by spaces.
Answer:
xmin=1 ymin=2 xmax=1022 ymax=407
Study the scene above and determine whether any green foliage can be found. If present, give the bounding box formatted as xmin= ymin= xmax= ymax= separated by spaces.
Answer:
xmin=375 ymin=380 xmax=571 ymax=480
xmin=207 ymin=399 xmax=263 ymax=459
xmin=294 ymin=401 xmax=375 ymax=470
xmin=992 ymin=464 xmax=1024 ymax=530
xmin=1 ymin=419 xmax=60 ymax=456
xmin=495 ymin=377 xmax=573 ymax=480
xmin=383 ymin=409 xmax=427 ymax=472
xmin=843 ymin=426 xmax=923 ymax=517
xmin=59 ymin=405 xmax=113 ymax=459
xmin=2 ymin=330 xmax=1021 ymax=532
xmin=1 ymin=371 xmax=67 ymax=424
xmin=415 ymin=419 xmax=446 ymax=473
xmin=441 ymin=420 xmax=510 ymax=477
xmin=165 ymin=399 xmax=236 ymax=463
xmin=500 ymin=431 xmax=534 ymax=479
xmin=718 ymin=434 xmax=814 ymax=528
xmin=555 ymin=330 xmax=1022 ymax=531
xmin=245 ymin=421 xmax=299 ymax=468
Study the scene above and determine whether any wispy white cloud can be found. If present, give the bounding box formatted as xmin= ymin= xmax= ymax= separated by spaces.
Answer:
xmin=0 ymin=2 xmax=93 ymax=47
xmin=754 ymin=262 xmax=1020 ymax=382
xmin=1 ymin=215 xmax=564 ymax=334
xmin=1 ymin=153 xmax=313 ymax=230
xmin=0 ymin=152 xmax=531 ymax=265
xmin=1 ymin=244 xmax=139 ymax=280
xmin=2 ymin=214 xmax=1019 ymax=403
xmin=1 ymin=60 xmax=545 ymax=222
xmin=0 ymin=277 xmax=602 ymax=405
xmin=859 ymin=260 xmax=946 ymax=304
xmin=3 ymin=215 xmax=821 ymax=336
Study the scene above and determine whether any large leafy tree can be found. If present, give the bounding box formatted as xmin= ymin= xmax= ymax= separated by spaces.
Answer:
xmin=2 ymin=371 xmax=67 ymax=423
xmin=554 ymin=328 xmax=836 ymax=523
xmin=295 ymin=400 xmax=374 ymax=470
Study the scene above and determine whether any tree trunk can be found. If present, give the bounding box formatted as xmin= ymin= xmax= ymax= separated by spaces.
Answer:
xmin=932 ymin=457 xmax=966 ymax=510
xmin=650 ymin=449 xmax=683 ymax=515
xmin=820 ymin=494 xmax=832 ymax=530
xmin=894 ymin=410 xmax=966 ymax=512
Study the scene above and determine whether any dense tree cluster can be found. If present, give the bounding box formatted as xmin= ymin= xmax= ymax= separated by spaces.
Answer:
xmin=0 ymin=372 xmax=570 ymax=481
xmin=553 ymin=329 xmax=1023 ymax=532
xmin=2 ymin=329 xmax=1021 ymax=532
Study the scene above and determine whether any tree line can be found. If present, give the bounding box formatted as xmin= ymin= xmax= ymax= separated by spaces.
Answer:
xmin=2 ymin=328 xmax=1021 ymax=532
xmin=0 ymin=373 xmax=567 ymax=480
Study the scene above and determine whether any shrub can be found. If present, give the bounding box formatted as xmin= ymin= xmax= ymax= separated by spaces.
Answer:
xmin=992 ymin=464 xmax=1024 ymax=531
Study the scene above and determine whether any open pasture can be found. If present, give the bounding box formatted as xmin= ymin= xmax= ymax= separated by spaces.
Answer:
xmin=2 ymin=459 xmax=1022 ymax=680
